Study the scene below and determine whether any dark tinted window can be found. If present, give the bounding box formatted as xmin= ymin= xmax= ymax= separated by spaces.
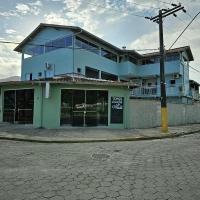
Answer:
xmin=101 ymin=71 xmax=118 ymax=81
xmin=101 ymin=48 xmax=117 ymax=62
xmin=85 ymin=67 xmax=99 ymax=79
xmin=76 ymin=36 xmax=99 ymax=54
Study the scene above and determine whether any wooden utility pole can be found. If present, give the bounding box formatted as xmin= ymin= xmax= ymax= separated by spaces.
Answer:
xmin=146 ymin=4 xmax=186 ymax=133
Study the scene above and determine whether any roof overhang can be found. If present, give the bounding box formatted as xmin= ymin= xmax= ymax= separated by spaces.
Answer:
xmin=0 ymin=79 xmax=137 ymax=88
xmin=142 ymin=46 xmax=194 ymax=61
xmin=14 ymin=23 xmax=141 ymax=58
xmin=189 ymin=80 xmax=200 ymax=86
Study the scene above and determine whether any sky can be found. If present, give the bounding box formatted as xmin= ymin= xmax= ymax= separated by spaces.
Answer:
xmin=0 ymin=0 xmax=200 ymax=82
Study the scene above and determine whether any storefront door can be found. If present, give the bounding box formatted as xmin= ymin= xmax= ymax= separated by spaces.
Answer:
xmin=3 ymin=89 xmax=34 ymax=124
xmin=61 ymin=89 xmax=108 ymax=127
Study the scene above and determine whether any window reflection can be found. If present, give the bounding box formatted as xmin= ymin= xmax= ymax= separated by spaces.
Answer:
xmin=60 ymin=90 xmax=108 ymax=126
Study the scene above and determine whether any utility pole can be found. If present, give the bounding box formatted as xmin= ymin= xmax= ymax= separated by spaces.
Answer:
xmin=145 ymin=4 xmax=186 ymax=133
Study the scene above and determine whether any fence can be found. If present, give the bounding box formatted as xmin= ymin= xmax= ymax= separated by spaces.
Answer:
xmin=128 ymin=99 xmax=200 ymax=128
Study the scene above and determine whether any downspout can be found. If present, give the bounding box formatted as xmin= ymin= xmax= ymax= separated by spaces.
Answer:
xmin=40 ymin=84 xmax=43 ymax=128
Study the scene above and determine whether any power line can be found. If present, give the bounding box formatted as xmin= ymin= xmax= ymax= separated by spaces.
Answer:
xmin=169 ymin=11 xmax=200 ymax=49
xmin=185 ymin=11 xmax=200 ymax=26
xmin=75 ymin=0 xmax=146 ymax=18
xmin=189 ymin=65 xmax=200 ymax=74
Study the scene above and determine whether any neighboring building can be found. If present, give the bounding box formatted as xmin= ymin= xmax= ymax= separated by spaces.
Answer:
xmin=0 ymin=23 xmax=199 ymax=128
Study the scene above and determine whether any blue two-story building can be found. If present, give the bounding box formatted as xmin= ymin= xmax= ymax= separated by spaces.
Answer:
xmin=0 ymin=23 xmax=199 ymax=128
xmin=14 ymin=23 xmax=199 ymax=104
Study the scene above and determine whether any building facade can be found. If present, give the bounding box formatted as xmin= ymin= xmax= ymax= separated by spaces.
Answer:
xmin=0 ymin=79 xmax=130 ymax=128
xmin=0 ymin=23 xmax=199 ymax=128
xmin=15 ymin=23 xmax=199 ymax=104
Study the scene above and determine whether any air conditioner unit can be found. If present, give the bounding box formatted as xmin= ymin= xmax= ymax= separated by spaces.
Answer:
xmin=174 ymin=74 xmax=180 ymax=79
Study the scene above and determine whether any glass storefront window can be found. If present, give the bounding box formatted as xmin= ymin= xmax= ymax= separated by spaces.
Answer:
xmin=60 ymin=90 xmax=108 ymax=127
xmin=3 ymin=89 xmax=34 ymax=124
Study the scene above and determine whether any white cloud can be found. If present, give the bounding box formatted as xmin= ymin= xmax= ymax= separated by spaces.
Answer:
xmin=30 ymin=0 xmax=42 ymax=7
xmin=16 ymin=3 xmax=30 ymax=14
xmin=5 ymin=29 xmax=17 ymax=34
xmin=44 ymin=12 xmax=72 ymax=25
xmin=0 ymin=44 xmax=21 ymax=78
xmin=15 ymin=1 xmax=42 ymax=16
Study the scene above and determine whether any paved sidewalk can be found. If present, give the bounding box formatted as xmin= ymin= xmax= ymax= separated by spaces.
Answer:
xmin=0 ymin=123 xmax=200 ymax=143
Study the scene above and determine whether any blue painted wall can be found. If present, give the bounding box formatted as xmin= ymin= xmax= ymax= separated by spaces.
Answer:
xmin=20 ymin=26 xmax=194 ymax=102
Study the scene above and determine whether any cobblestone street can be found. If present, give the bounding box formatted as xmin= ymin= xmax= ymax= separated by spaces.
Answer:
xmin=0 ymin=133 xmax=200 ymax=200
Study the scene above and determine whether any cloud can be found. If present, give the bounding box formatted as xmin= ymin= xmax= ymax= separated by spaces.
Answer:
xmin=5 ymin=29 xmax=17 ymax=34
xmin=0 ymin=44 xmax=21 ymax=79
xmin=0 ymin=11 xmax=18 ymax=17
xmin=44 ymin=12 xmax=72 ymax=25
xmin=15 ymin=1 xmax=42 ymax=16
xmin=16 ymin=3 xmax=30 ymax=14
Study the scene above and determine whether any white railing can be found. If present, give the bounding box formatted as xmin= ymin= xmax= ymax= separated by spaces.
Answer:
xmin=131 ymin=87 xmax=158 ymax=97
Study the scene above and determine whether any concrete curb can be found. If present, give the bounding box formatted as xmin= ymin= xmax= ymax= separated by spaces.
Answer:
xmin=0 ymin=129 xmax=199 ymax=143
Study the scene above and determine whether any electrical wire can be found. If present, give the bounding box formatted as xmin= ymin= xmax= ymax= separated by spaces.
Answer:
xmin=169 ymin=11 xmax=200 ymax=49
xmin=185 ymin=12 xmax=200 ymax=26
xmin=75 ymin=0 xmax=147 ymax=18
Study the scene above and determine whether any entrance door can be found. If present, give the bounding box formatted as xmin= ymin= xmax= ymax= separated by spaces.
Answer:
xmin=15 ymin=89 xmax=34 ymax=123
xmin=85 ymin=90 xmax=98 ymax=126
xmin=3 ymin=90 xmax=15 ymax=123
xmin=61 ymin=90 xmax=108 ymax=127
xmin=3 ymin=89 xmax=34 ymax=124
xmin=72 ymin=90 xmax=85 ymax=126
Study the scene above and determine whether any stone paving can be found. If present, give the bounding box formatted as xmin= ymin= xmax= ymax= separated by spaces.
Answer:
xmin=0 ymin=123 xmax=200 ymax=142
xmin=0 ymin=133 xmax=200 ymax=200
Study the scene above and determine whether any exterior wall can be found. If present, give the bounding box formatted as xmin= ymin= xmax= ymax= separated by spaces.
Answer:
xmin=0 ymin=83 xmax=129 ymax=129
xmin=128 ymin=99 xmax=161 ymax=128
xmin=128 ymin=99 xmax=200 ymax=128
xmin=22 ymin=48 xmax=74 ymax=80
xmin=0 ymin=84 xmax=41 ymax=126
xmin=21 ymin=27 xmax=73 ymax=80
xmin=74 ymin=49 xmax=119 ymax=77
xmin=136 ymin=60 xmax=181 ymax=77
xmin=23 ymin=27 xmax=73 ymax=52
xmin=40 ymin=84 xmax=129 ymax=129
xmin=118 ymin=61 xmax=137 ymax=77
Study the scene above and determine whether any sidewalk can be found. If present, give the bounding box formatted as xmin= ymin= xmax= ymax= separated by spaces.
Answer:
xmin=0 ymin=123 xmax=200 ymax=143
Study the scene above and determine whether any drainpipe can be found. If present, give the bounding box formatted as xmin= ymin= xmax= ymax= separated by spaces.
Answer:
xmin=40 ymin=84 xmax=43 ymax=128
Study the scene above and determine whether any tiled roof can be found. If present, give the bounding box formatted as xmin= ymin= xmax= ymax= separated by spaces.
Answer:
xmin=0 ymin=75 xmax=138 ymax=87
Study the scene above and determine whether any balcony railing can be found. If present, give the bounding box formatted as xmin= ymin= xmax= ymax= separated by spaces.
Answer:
xmin=130 ymin=86 xmax=158 ymax=97
xmin=130 ymin=86 xmax=183 ymax=98
xmin=131 ymin=86 xmax=200 ymax=100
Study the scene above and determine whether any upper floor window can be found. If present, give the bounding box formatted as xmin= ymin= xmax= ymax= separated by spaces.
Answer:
xmin=26 ymin=45 xmax=44 ymax=56
xmin=85 ymin=66 xmax=99 ymax=79
xmin=170 ymin=79 xmax=176 ymax=86
xmin=101 ymin=48 xmax=117 ymax=62
xmin=119 ymin=55 xmax=137 ymax=64
xmin=142 ymin=58 xmax=155 ymax=65
xmin=75 ymin=36 xmax=99 ymax=54
xmin=45 ymin=36 xmax=72 ymax=53
xmin=165 ymin=54 xmax=179 ymax=61
xmin=25 ymin=35 xmax=73 ymax=56
xmin=101 ymin=71 xmax=118 ymax=81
